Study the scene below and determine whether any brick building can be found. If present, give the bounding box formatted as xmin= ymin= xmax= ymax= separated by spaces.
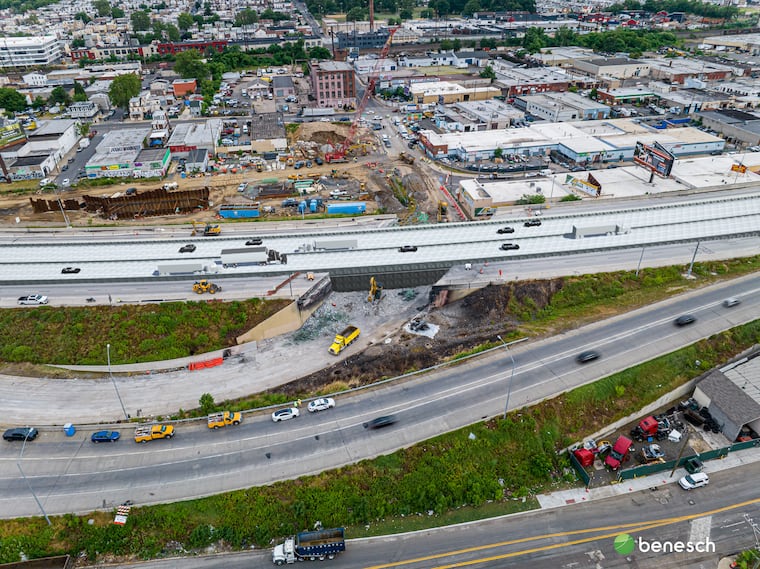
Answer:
xmin=309 ymin=61 xmax=356 ymax=109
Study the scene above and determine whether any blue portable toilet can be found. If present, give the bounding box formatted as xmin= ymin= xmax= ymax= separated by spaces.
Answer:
xmin=298 ymin=201 xmax=307 ymax=214
xmin=309 ymin=199 xmax=318 ymax=213
xmin=64 ymin=423 xmax=76 ymax=436
xmin=181 ymin=172 xmax=186 ymax=178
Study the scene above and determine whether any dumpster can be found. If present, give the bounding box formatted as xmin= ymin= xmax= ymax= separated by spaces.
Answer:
xmin=685 ymin=457 xmax=703 ymax=474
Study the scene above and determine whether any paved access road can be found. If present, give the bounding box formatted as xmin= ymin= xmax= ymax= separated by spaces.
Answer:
xmin=99 ymin=462 xmax=760 ymax=569
xmin=1 ymin=273 xmax=757 ymax=518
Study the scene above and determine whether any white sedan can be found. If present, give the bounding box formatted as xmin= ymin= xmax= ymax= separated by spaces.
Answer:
xmin=271 ymin=407 xmax=300 ymax=422
xmin=307 ymin=398 xmax=335 ymax=413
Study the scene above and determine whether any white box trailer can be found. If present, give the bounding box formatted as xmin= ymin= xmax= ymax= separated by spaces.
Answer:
xmin=221 ymin=247 xmax=268 ymax=268
xmin=313 ymin=239 xmax=358 ymax=251
xmin=156 ymin=262 xmax=206 ymax=275
xmin=572 ymin=224 xmax=630 ymax=239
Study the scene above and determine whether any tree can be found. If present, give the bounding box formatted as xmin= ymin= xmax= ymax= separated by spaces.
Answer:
xmin=346 ymin=6 xmax=366 ymax=21
xmin=479 ymin=65 xmax=496 ymax=80
xmin=175 ymin=49 xmax=209 ymax=81
xmin=71 ymin=38 xmax=85 ymax=48
xmin=73 ymin=81 xmax=88 ymax=102
xmin=166 ymin=23 xmax=180 ymax=42
xmin=111 ymin=6 xmax=124 ymax=18
xmin=462 ymin=0 xmax=480 ymax=16
xmin=178 ymin=12 xmax=194 ymax=30
xmin=493 ymin=147 xmax=503 ymax=159
xmin=308 ymin=46 xmax=332 ymax=60
xmin=74 ymin=12 xmax=91 ymax=23
xmin=553 ymin=26 xmax=576 ymax=47
xmin=131 ymin=10 xmax=150 ymax=31
xmin=31 ymin=96 xmax=46 ymax=110
xmin=76 ymin=122 xmax=90 ymax=137
xmin=0 ymin=88 xmax=27 ymax=113
xmin=93 ymin=0 xmax=110 ymax=17
xmin=108 ymin=73 xmax=141 ymax=109
xmin=48 ymin=86 xmax=71 ymax=107
xmin=522 ymin=27 xmax=547 ymax=53
xmin=234 ymin=7 xmax=258 ymax=26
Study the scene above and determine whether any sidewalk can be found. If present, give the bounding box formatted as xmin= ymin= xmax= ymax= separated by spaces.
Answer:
xmin=536 ymin=446 xmax=760 ymax=509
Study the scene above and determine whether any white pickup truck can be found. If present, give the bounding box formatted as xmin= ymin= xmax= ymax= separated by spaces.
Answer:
xmin=18 ymin=294 xmax=48 ymax=305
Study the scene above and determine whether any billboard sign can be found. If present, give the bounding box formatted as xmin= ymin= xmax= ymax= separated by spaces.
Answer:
xmin=0 ymin=124 xmax=26 ymax=148
xmin=634 ymin=141 xmax=675 ymax=178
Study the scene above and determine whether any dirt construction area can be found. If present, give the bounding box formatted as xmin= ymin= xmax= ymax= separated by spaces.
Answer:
xmin=256 ymin=280 xmax=559 ymax=400
xmin=0 ymin=120 xmax=449 ymax=226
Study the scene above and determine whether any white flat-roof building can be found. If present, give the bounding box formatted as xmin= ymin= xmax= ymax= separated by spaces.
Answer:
xmin=0 ymin=35 xmax=61 ymax=69
xmin=516 ymin=92 xmax=610 ymax=122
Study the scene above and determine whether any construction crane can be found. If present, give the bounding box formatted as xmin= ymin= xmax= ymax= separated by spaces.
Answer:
xmin=326 ymin=27 xmax=399 ymax=163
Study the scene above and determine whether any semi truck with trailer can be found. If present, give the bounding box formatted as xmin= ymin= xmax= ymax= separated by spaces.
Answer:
xmin=221 ymin=247 xmax=268 ymax=267
xmin=313 ymin=239 xmax=358 ymax=251
xmin=328 ymin=325 xmax=360 ymax=355
xmin=272 ymin=528 xmax=345 ymax=565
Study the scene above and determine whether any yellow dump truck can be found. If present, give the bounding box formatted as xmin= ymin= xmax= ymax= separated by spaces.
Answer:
xmin=207 ymin=411 xmax=242 ymax=429
xmin=134 ymin=424 xmax=175 ymax=443
xmin=328 ymin=325 xmax=360 ymax=355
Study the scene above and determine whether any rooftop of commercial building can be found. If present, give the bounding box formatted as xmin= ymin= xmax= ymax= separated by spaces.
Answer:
xmin=88 ymin=128 xmax=150 ymax=166
xmin=313 ymin=61 xmax=354 ymax=72
xmin=168 ymin=120 xmax=221 ymax=146
xmin=28 ymin=119 xmax=76 ymax=137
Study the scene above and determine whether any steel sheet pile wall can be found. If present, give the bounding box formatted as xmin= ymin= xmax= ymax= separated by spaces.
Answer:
xmin=29 ymin=198 xmax=81 ymax=213
xmin=82 ymin=187 xmax=210 ymax=219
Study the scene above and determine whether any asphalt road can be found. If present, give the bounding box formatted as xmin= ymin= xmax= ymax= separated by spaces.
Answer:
xmin=1 ymin=273 xmax=758 ymax=518
xmin=102 ymin=461 xmax=760 ymax=568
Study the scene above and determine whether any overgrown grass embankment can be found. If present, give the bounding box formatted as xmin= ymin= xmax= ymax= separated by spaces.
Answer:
xmin=0 ymin=299 xmax=290 ymax=366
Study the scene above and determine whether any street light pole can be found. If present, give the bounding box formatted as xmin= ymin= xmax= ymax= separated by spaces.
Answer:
xmin=107 ymin=343 xmax=129 ymax=421
xmin=496 ymin=335 xmax=516 ymax=420
xmin=18 ymin=434 xmax=51 ymax=525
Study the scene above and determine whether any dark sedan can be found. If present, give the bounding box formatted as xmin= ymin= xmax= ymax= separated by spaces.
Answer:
xmin=674 ymin=314 xmax=696 ymax=327
xmin=3 ymin=427 xmax=38 ymax=442
xmin=497 ymin=227 xmax=515 ymax=234
xmin=500 ymin=243 xmax=520 ymax=251
xmin=524 ymin=219 xmax=542 ymax=227
xmin=61 ymin=267 xmax=81 ymax=274
xmin=179 ymin=244 xmax=196 ymax=253
xmin=398 ymin=245 xmax=418 ymax=253
xmin=246 ymin=238 xmax=263 ymax=246
xmin=366 ymin=415 xmax=397 ymax=429
xmin=576 ymin=350 xmax=600 ymax=364
xmin=91 ymin=430 xmax=120 ymax=443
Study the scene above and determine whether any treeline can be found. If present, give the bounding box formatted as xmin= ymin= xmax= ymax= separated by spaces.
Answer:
xmin=608 ymin=0 xmax=739 ymax=20
xmin=0 ymin=0 xmax=55 ymax=12
xmin=304 ymin=0 xmax=535 ymax=18
xmin=521 ymin=26 xmax=679 ymax=55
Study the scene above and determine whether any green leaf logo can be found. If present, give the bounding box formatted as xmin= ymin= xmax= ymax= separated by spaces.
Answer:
xmin=614 ymin=533 xmax=635 ymax=555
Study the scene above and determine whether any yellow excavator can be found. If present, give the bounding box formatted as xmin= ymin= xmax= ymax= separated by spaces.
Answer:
xmin=191 ymin=221 xmax=221 ymax=236
xmin=192 ymin=280 xmax=222 ymax=294
xmin=368 ymin=276 xmax=383 ymax=303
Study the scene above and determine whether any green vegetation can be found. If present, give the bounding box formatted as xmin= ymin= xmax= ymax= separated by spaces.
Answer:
xmin=0 ymin=299 xmax=289 ymax=366
xmin=733 ymin=549 xmax=760 ymax=568
xmin=560 ymin=194 xmax=582 ymax=202
xmin=609 ymin=0 xmax=739 ymax=20
xmin=2 ymin=315 xmax=758 ymax=563
xmin=108 ymin=74 xmax=141 ymax=110
xmin=523 ymin=26 xmax=681 ymax=54
xmin=516 ymin=193 xmax=546 ymax=205
xmin=0 ymin=88 xmax=27 ymax=113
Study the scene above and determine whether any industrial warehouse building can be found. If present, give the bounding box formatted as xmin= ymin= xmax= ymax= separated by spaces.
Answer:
xmin=419 ymin=118 xmax=724 ymax=164
xmin=84 ymin=127 xmax=172 ymax=179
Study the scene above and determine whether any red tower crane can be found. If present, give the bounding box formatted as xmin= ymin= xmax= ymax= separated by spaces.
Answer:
xmin=325 ymin=27 xmax=398 ymax=163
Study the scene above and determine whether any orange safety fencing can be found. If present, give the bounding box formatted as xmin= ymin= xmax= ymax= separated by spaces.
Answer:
xmin=187 ymin=357 xmax=224 ymax=371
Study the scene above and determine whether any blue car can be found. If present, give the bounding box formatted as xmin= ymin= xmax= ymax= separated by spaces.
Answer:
xmin=91 ymin=430 xmax=120 ymax=443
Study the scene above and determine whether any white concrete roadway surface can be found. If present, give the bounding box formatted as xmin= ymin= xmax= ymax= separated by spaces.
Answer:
xmin=0 ymin=236 xmax=758 ymax=426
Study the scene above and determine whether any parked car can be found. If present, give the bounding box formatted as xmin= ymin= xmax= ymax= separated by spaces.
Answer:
xmin=61 ymin=164 xmax=68 ymax=171
xmin=91 ymin=430 xmax=120 ymax=443
xmin=61 ymin=178 xmax=70 ymax=187
xmin=723 ymin=297 xmax=741 ymax=308
xmin=307 ymin=398 xmax=335 ymax=413
xmin=315 ymin=157 xmax=323 ymax=165
xmin=398 ymin=245 xmax=418 ymax=252
xmin=61 ymin=267 xmax=80 ymax=274
xmin=125 ymin=187 xmax=137 ymax=196
xmin=3 ymin=427 xmax=38 ymax=442
xmin=497 ymin=227 xmax=515 ymax=234
xmin=500 ymin=243 xmax=520 ymax=251
xmin=524 ymin=219 xmax=542 ymax=227
xmin=245 ymin=238 xmax=263 ymax=246
xmin=179 ymin=244 xmax=196 ymax=253
xmin=237 ymin=182 xmax=248 ymax=193
xmin=576 ymin=350 xmax=600 ymax=363
xmin=678 ymin=472 xmax=709 ymax=490
xmin=674 ymin=314 xmax=696 ymax=327
xmin=272 ymin=408 xmax=300 ymax=422
xmin=366 ymin=415 xmax=397 ymax=429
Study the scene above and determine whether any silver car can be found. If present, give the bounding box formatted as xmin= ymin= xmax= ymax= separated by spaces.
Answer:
xmin=307 ymin=398 xmax=335 ymax=413
xmin=271 ymin=407 xmax=300 ymax=422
